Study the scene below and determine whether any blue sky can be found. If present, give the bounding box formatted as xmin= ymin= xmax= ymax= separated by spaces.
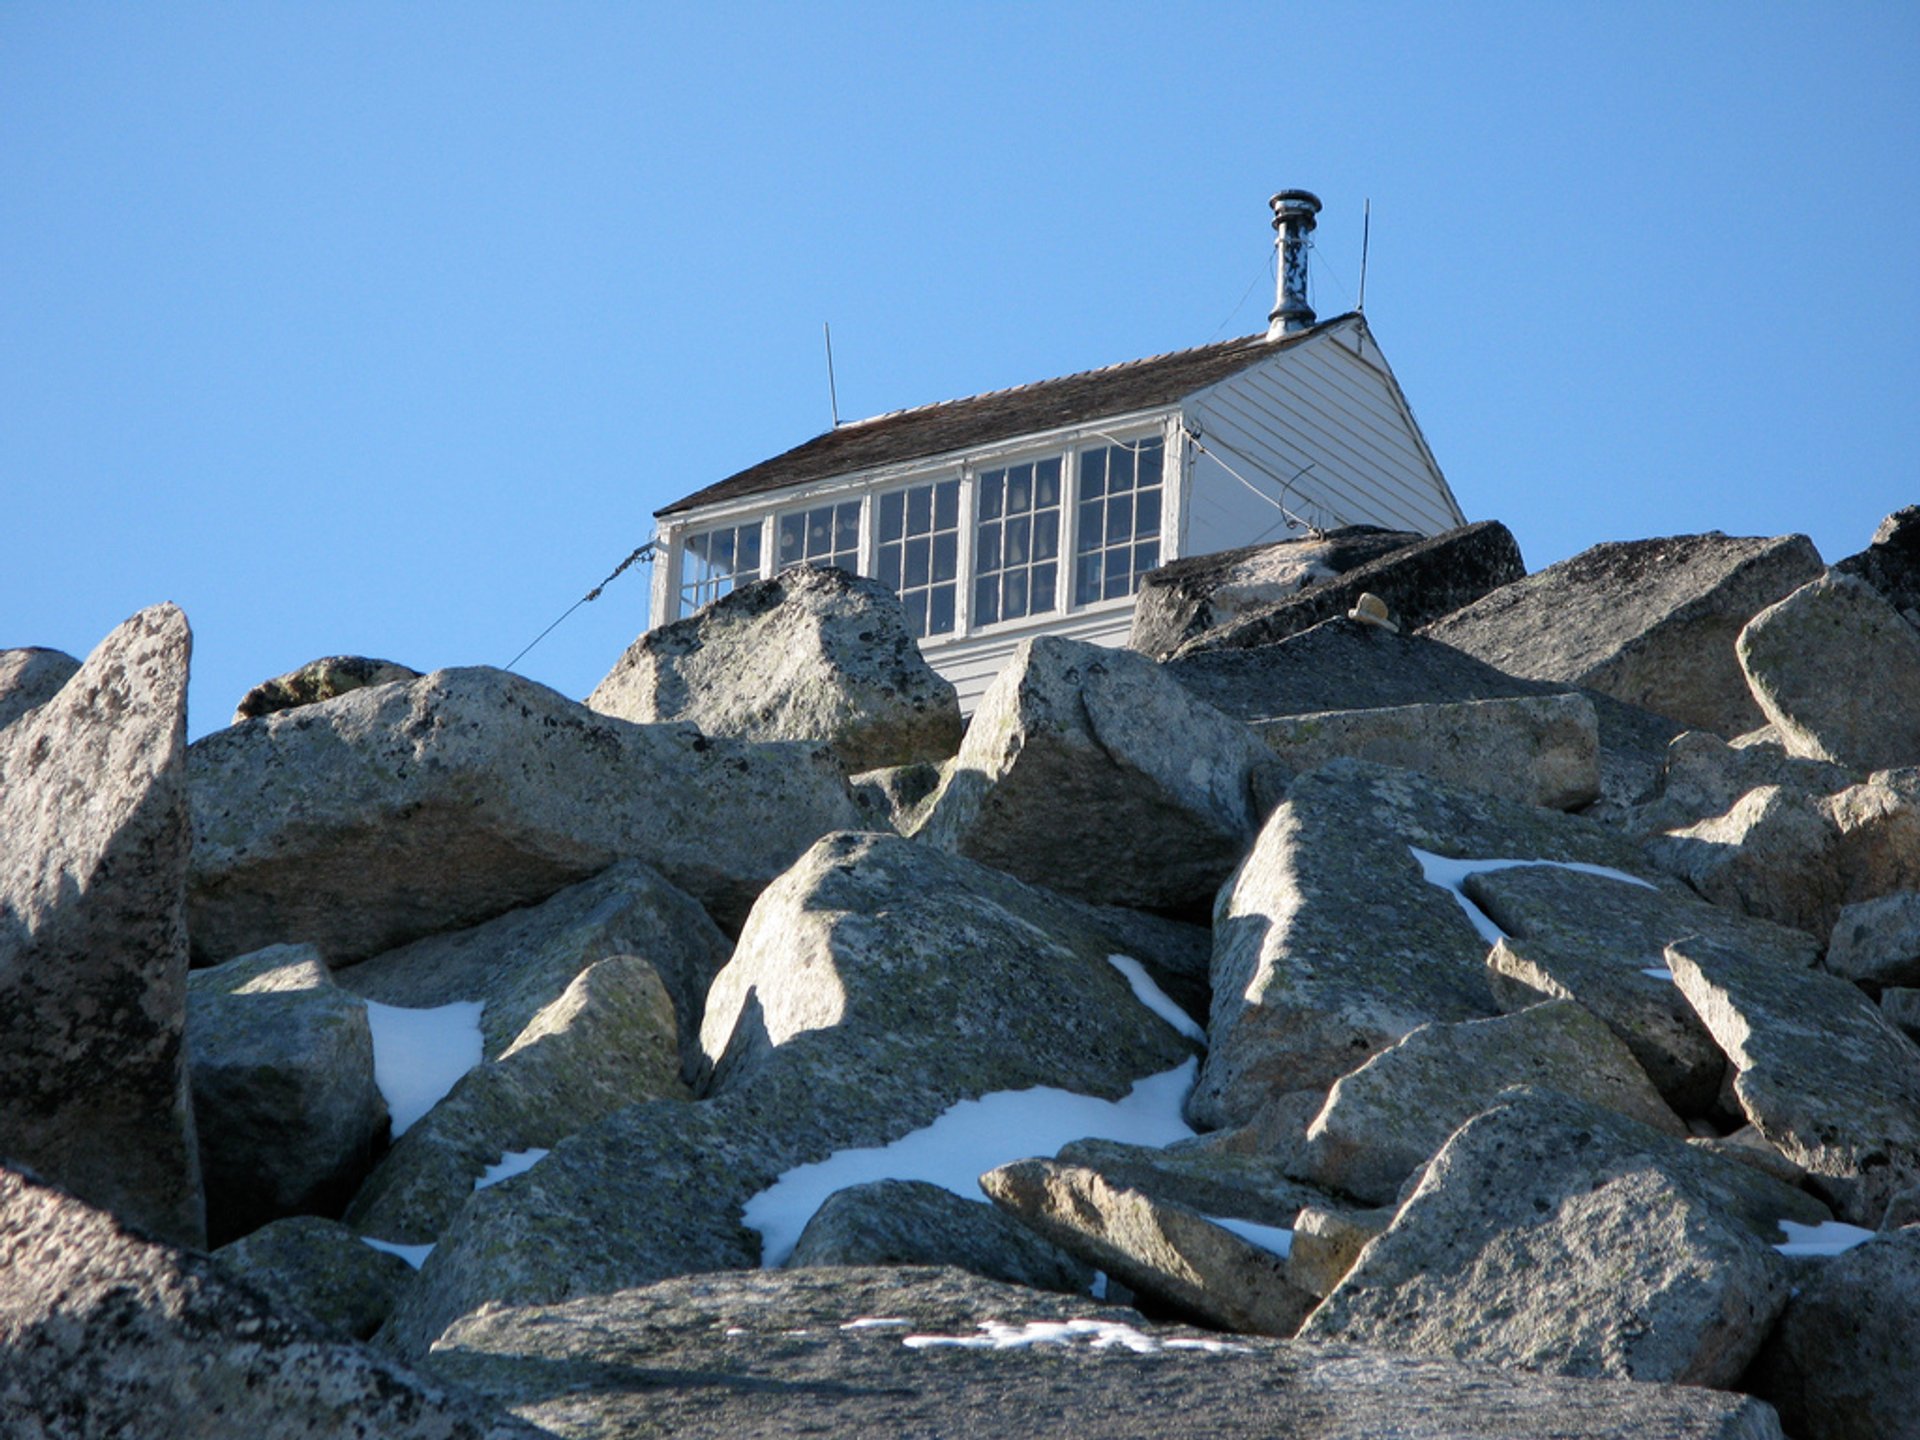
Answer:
xmin=5 ymin=4 xmax=1916 ymax=737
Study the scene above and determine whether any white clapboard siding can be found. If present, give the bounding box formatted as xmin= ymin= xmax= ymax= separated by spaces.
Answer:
xmin=920 ymin=601 xmax=1138 ymax=715
xmin=1180 ymin=320 xmax=1462 ymax=552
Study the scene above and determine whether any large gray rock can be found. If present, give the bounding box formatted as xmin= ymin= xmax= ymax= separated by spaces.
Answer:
xmin=588 ymin=565 xmax=962 ymax=771
xmin=789 ymin=1179 xmax=1093 ymax=1295
xmin=0 ymin=604 xmax=204 ymax=1247
xmin=381 ymin=832 xmax=1199 ymax=1357
xmin=232 ymin=653 xmax=421 ymax=724
xmin=1294 ymin=1000 xmax=1685 ymax=1206
xmin=1748 ymin=1227 xmax=1920 ymax=1440
xmin=334 ymin=859 xmax=729 ymax=1087
xmin=213 ymin=1213 xmax=418 ymax=1341
xmin=1834 ymin=505 xmax=1920 ymax=629
xmin=1422 ymin=532 xmax=1825 ymax=737
xmin=1299 ymin=1089 xmax=1830 ymax=1387
xmin=187 ymin=944 xmax=387 ymax=1246
xmin=424 ymin=1266 xmax=1790 ymax=1440
xmin=1051 ymin=1137 xmax=1325 ymax=1227
xmin=1827 ymin=891 xmax=1920 ymax=987
xmin=0 ymin=1166 xmax=544 ymax=1440
xmin=1625 ymin=728 xmax=1857 ymax=839
xmin=1252 ymin=693 xmax=1599 ymax=811
xmin=1192 ymin=759 xmax=1663 ymax=1129
xmin=1128 ymin=525 xmax=1419 ymax=660
xmin=345 ymin=954 xmax=687 ymax=1245
xmin=1824 ymin=768 xmax=1920 ymax=912
xmin=187 ymin=666 xmax=861 ymax=960
xmin=1467 ymin=862 xmax=1820 ymax=1113
xmin=1738 ymin=572 xmax=1920 ymax=770
xmin=913 ymin=636 xmax=1285 ymax=912
xmin=1667 ymin=936 xmax=1920 ymax=1227
xmin=1166 ymin=617 xmax=1684 ymax=814
xmin=1167 ymin=520 xmax=1527 ymax=659
xmin=1645 ymin=784 xmax=1844 ymax=937
xmin=982 ymin=1157 xmax=1318 ymax=1337
xmin=0 ymin=645 xmax=79 ymax=730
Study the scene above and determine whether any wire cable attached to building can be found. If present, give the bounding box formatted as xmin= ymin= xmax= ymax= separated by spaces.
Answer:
xmin=1179 ymin=423 xmax=1334 ymax=538
xmin=503 ymin=540 xmax=658 ymax=672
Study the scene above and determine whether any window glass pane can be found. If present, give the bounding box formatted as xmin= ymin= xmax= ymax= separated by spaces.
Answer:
xmin=932 ymin=532 xmax=957 ymax=583
xmin=905 ymin=536 xmax=930 ymax=588
xmin=974 ymin=575 xmax=999 ymax=626
xmin=1007 ymin=464 xmax=1031 ymax=515
xmin=1134 ymin=540 xmax=1160 ymax=575
xmin=1032 ymin=561 xmax=1057 ymax=614
xmin=928 ymin=586 xmax=955 ymax=636
xmin=877 ymin=542 xmax=902 ymax=590
xmin=907 ymin=486 xmax=932 ymax=533
xmin=1036 ymin=456 xmax=1061 ymax=507
xmin=835 ymin=502 xmax=861 ymax=554
xmin=1137 ymin=438 xmax=1165 ymax=484
xmin=879 ymin=491 xmax=904 ymax=543
xmin=777 ymin=515 xmax=802 ymax=567
xmin=1004 ymin=570 xmax=1028 ymax=619
xmin=741 ymin=525 xmax=760 ymax=571
xmin=1079 ymin=498 xmax=1104 ymax=547
xmin=1076 ymin=553 xmax=1102 ymax=607
xmin=978 ymin=474 xmax=1004 ymax=521
xmin=1135 ymin=487 xmax=1161 ymax=535
xmin=904 ymin=590 xmax=928 ymax=637
xmin=1071 ymin=438 xmax=1162 ymax=606
xmin=976 ymin=522 xmax=1001 ymax=574
xmin=1081 ymin=449 xmax=1107 ymax=498
xmin=1107 ymin=494 xmax=1132 ymax=543
xmin=1006 ymin=515 xmax=1030 ymax=566
xmin=1033 ymin=511 xmax=1059 ymax=561
xmin=934 ymin=479 xmax=959 ymax=529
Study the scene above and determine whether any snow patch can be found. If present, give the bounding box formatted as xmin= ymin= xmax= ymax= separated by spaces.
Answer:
xmin=1106 ymin=954 xmax=1206 ymax=1043
xmin=1641 ymin=966 xmax=1674 ymax=980
xmin=840 ymin=1317 xmax=909 ymax=1330
xmin=364 ymin=999 xmax=484 ymax=1136
xmin=1774 ymin=1220 xmax=1877 ymax=1257
xmin=1409 ymin=847 xmax=1658 ymax=945
xmin=742 ymin=1060 xmax=1198 ymax=1268
xmin=475 ymin=1147 xmax=549 ymax=1191
xmin=360 ymin=1237 xmax=435 ymax=1269
xmin=903 ymin=1318 xmax=1249 ymax=1354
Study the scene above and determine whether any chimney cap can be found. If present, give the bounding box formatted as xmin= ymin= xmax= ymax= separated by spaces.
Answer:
xmin=1269 ymin=189 xmax=1323 ymax=221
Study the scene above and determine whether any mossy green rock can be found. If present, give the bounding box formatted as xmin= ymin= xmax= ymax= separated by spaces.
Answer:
xmin=212 ymin=1213 xmax=416 ymax=1340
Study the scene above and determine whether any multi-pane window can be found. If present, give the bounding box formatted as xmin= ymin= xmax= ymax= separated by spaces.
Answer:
xmin=874 ymin=479 xmax=960 ymax=638
xmin=1074 ymin=437 xmax=1164 ymax=605
xmin=777 ymin=500 xmax=861 ymax=573
xmin=973 ymin=457 xmax=1061 ymax=626
xmin=677 ymin=521 xmax=763 ymax=617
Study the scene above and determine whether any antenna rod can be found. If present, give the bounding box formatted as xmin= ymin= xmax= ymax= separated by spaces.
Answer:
xmin=823 ymin=322 xmax=842 ymax=428
xmin=1358 ymin=198 xmax=1371 ymax=312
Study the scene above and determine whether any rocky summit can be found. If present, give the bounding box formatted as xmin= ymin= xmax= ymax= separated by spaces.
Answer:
xmin=4 ymin=514 xmax=1919 ymax=1439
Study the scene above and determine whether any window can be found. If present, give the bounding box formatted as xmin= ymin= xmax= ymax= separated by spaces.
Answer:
xmin=973 ymin=456 xmax=1061 ymax=626
xmin=874 ymin=478 xmax=960 ymax=638
xmin=1074 ymin=437 xmax=1163 ymax=605
xmin=777 ymin=500 xmax=861 ymax=573
xmin=677 ymin=521 xmax=763 ymax=617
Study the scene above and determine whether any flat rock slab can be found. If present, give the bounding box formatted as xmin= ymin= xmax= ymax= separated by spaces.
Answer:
xmin=1738 ymin=572 xmax=1920 ymax=770
xmin=914 ymin=635 xmax=1284 ymax=912
xmin=424 ymin=1266 xmax=1788 ymax=1440
xmin=1167 ymin=520 xmax=1526 ymax=659
xmin=1295 ymin=1000 xmax=1684 ymax=1206
xmin=0 ymin=1166 xmax=543 ymax=1440
xmin=982 ymin=1158 xmax=1318 ymax=1336
xmin=790 ymin=1178 xmax=1092 ymax=1294
xmin=188 ymin=666 xmax=861 ymax=961
xmin=335 ymin=859 xmax=729 ymax=1087
xmin=1166 ymin=617 xmax=1683 ymax=813
xmin=0 ymin=645 xmax=79 ymax=730
xmin=1422 ymin=531 xmax=1824 ymax=737
xmin=1253 ymin=693 xmax=1599 ymax=811
xmin=1668 ymin=935 xmax=1920 ymax=1227
xmin=1128 ymin=525 xmax=1418 ymax=660
xmin=187 ymin=943 xmax=386 ymax=1246
xmin=1749 ymin=1226 xmax=1920 ymax=1440
xmin=0 ymin=604 xmax=204 ymax=1247
xmin=588 ymin=564 xmax=962 ymax=772
xmin=1300 ymin=1089 xmax=1830 ymax=1388
xmin=1468 ymin=862 xmax=1819 ymax=1113
xmin=1193 ymin=758 xmax=1663 ymax=1128
xmin=382 ymin=832 xmax=1198 ymax=1357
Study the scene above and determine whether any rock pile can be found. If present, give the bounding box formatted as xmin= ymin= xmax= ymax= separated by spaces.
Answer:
xmin=4 ymin=514 xmax=1920 ymax=1439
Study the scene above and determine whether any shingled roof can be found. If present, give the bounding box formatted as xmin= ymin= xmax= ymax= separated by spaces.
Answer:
xmin=656 ymin=315 xmax=1355 ymax=518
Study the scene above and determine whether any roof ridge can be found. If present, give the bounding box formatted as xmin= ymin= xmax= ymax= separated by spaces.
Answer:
xmin=836 ymin=330 xmax=1274 ymax=432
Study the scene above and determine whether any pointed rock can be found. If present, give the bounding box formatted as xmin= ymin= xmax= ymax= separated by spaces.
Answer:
xmin=913 ymin=636 xmax=1285 ymax=912
xmin=0 ymin=646 xmax=79 ymax=730
xmin=588 ymin=564 xmax=962 ymax=771
xmin=1667 ymin=935 xmax=1920 ymax=1227
xmin=0 ymin=604 xmax=204 ymax=1246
